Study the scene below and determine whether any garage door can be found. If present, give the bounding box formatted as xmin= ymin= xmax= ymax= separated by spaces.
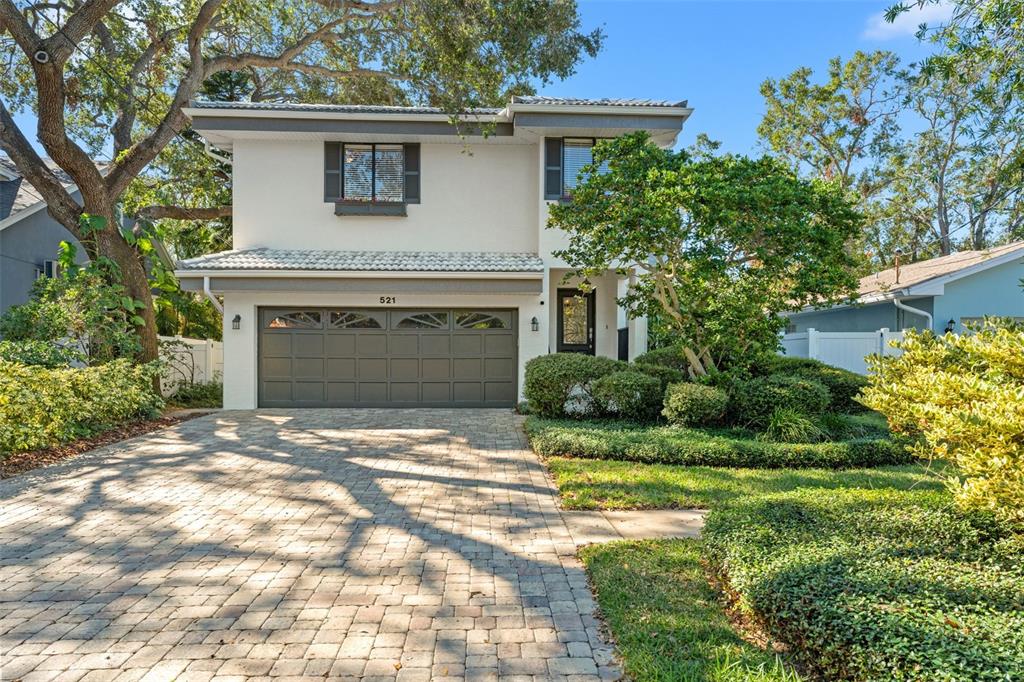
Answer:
xmin=258 ymin=308 xmax=517 ymax=407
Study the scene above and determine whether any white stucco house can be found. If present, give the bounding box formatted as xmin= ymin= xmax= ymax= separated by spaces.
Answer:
xmin=174 ymin=96 xmax=692 ymax=409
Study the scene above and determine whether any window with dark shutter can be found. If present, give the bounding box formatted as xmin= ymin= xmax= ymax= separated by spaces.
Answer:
xmin=544 ymin=138 xmax=563 ymax=200
xmin=324 ymin=142 xmax=341 ymax=201
xmin=404 ymin=143 xmax=420 ymax=204
xmin=325 ymin=142 xmax=420 ymax=214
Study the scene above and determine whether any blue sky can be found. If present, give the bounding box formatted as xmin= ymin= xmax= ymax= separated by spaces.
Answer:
xmin=12 ymin=0 xmax=950 ymax=158
xmin=539 ymin=0 xmax=951 ymax=154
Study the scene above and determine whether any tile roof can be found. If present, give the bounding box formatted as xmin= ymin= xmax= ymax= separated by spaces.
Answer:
xmin=177 ymin=248 xmax=545 ymax=273
xmin=189 ymin=100 xmax=503 ymax=115
xmin=859 ymin=241 xmax=1024 ymax=298
xmin=510 ymin=95 xmax=689 ymax=108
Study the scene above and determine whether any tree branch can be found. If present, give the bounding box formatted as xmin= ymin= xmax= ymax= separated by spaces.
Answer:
xmin=42 ymin=0 xmax=125 ymax=64
xmin=136 ymin=205 xmax=231 ymax=220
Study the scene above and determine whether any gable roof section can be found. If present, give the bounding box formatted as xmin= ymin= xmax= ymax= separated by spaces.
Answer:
xmin=0 ymin=157 xmax=77 ymax=223
xmin=858 ymin=241 xmax=1024 ymax=300
xmin=175 ymin=248 xmax=545 ymax=276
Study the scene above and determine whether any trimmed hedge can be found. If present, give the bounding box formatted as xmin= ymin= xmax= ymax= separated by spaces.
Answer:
xmin=734 ymin=374 xmax=830 ymax=427
xmin=757 ymin=355 xmax=868 ymax=413
xmin=632 ymin=363 xmax=686 ymax=393
xmin=591 ymin=371 xmax=662 ymax=422
xmin=0 ymin=359 xmax=163 ymax=454
xmin=634 ymin=343 xmax=690 ymax=374
xmin=662 ymin=382 xmax=728 ymax=426
xmin=525 ymin=417 xmax=911 ymax=469
xmin=523 ymin=353 xmax=626 ymax=418
xmin=702 ymin=488 xmax=1024 ymax=681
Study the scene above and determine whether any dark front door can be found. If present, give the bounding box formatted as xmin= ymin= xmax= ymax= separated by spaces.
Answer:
xmin=557 ymin=289 xmax=596 ymax=355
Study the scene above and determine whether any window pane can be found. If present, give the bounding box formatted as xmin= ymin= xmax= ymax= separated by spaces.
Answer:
xmin=329 ymin=311 xmax=383 ymax=329
xmin=343 ymin=144 xmax=373 ymax=201
xmin=456 ymin=311 xmax=510 ymax=329
xmin=561 ymin=296 xmax=588 ymax=344
xmin=375 ymin=144 xmax=404 ymax=202
xmin=393 ymin=311 xmax=449 ymax=329
xmin=563 ymin=139 xmax=593 ymax=194
xmin=266 ymin=311 xmax=322 ymax=329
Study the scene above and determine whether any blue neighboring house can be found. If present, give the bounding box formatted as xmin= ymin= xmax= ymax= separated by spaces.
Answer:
xmin=0 ymin=156 xmax=88 ymax=316
xmin=786 ymin=241 xmax=1024 ymax=335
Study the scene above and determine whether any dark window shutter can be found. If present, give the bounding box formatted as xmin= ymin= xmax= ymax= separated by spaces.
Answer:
xmin=544 ymin=138 xmax=563 ymax=200
xmin=324 ymin=142 xmax=341 ymax=201
xmin=403 ymin=144 xmax=420 ymax=203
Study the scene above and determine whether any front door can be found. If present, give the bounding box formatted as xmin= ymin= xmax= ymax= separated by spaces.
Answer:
xmin=557 ymin=289 xmax=596 ymax=355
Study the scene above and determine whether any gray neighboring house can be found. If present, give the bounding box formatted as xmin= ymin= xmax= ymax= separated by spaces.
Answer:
xmin=0 ymin=156 xmax=88 ymax=316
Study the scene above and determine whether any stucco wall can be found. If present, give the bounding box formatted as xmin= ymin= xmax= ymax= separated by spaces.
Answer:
xmin=232 ymin=139 xmax=540 ymax=254
xmin=935 ymin=257 xmax=1024 ymax=332
xmin=0 ymin=200 xmax=85 ymax=316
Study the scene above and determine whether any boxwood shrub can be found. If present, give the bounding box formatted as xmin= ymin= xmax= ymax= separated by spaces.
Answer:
xmin=0 ymin=359 xmax=163 ymax=454
xmin=734 ymin=375 xmax=830 ymax=427
xmin=662 ymin=382 xmax=728 ymax=426
xmin=523 ymin=353 xmax=626 ymax=418
xmin=756 ymin=355 xmax=869 ymax=413
xmin=591 ymin=371 xmax=662 ymax=422
xmin=702 ymin=487 xmax=1024 ymax=681
xmin=634 ymin=343 xmax=690 ymax=374
xmin=525 ymin=418 xmax=911 ymax=469
xmin=631 ymin=363 xmax=686 ymax=394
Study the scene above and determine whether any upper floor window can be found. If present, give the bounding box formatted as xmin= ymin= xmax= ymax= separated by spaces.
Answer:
xmin=544 ymin=137 xmax=610 ymax=200
xmin=325 ymin=143 xmax=420 ymax=212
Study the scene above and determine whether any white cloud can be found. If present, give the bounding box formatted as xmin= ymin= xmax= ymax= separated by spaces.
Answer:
xmin=862 ymin=1 xmax=954 ymax=40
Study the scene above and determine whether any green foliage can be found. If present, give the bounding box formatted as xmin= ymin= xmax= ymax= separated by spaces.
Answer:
xmin=0 ymin=265 xmax=140 ymax=365
xmin=523 ymin=353 xmax=626 ymax=418
xmin=631 ymin=362 xmax=686 ymax=394
xmin=634 ymin=343 xmax=691 ymax=374
xmin=526 ymin=418 xmax=910 ymax=469
xmin=662 ymin=382 xmax=729 ymax=427
xmin=755 ymin=355 xmax=869 ymax=413
xmin=0 ymin=339 xmax=83 ymax=368
xmin=581 ymin=539 xmax=802 ymax=681
xmin=0 ymin=359 xmax=163 ymax=454
xmin=169 ymin=382 xmax=223 ymax=409
xmin=591 ymin=371 xmax=662 ymax=422
xmin=702 ymin=487 xmax=1024 ymax=681
xmin=547 ymin=132 xmax=862 ymax=376
xmin=816 ymin=412 xmax=890 ymax=441
xmin=733 ymin=375 xmax=831 ymax=428
xmin=758 ymin=408 xmax=826 ymax=444
xmin=861 ymin=322 xmax=1024 ymax=525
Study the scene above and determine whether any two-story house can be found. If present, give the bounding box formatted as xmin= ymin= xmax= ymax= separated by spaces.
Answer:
xmin=175 ymin=96 xmax=692 ymax=409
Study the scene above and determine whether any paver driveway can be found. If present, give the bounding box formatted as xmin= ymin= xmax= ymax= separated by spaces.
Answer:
xmin=1 ymin=410 xmax=620 ymax=682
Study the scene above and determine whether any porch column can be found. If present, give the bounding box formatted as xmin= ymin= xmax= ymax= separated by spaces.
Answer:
xmin=627 ymin=315 xmax=648 ymax=361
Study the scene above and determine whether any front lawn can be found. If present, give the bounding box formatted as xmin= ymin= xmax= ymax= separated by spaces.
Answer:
xmin=581 ymin=539 xmax=802 ymax=682
xmin=549 ymin=457 xmax=942 ymax=510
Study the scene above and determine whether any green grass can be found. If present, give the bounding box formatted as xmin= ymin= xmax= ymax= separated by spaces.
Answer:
xmin=549 ymin=458 xmax=944 ymax=510
xmin=581 ymin=539 xmax=803 ymax=682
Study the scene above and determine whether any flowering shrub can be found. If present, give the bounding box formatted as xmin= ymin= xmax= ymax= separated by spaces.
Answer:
xmin=0 ymin=359 xmax=163 ymax=454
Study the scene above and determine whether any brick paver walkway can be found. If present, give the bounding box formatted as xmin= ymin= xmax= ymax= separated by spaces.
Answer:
xmin=1 ymin=410 xmax=620 ymax=682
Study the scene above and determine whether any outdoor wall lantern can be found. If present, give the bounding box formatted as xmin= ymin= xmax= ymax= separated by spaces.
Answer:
xmin=944 ymin=318 xmax=956 ymax=334
xmin=531 ymin=316 xmax=539 ymax=332
xmin=232 ymin=314 xmax=241 ymax=330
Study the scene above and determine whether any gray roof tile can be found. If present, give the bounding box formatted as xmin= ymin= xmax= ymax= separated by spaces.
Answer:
xmin=177 ymin=248 xmax=544 ymax=273
xmin=511 ymin=95 xmax=688 ymax=108
xmin=190 ymin=100 xmax=503 ymax=115
xmin=858 ymin=241 xmax=1024 ymax=297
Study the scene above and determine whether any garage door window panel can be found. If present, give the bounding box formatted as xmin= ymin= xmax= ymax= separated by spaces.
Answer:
xmin=330 ymin=311 xmax=384 ymax=329
xmin=393 ymin=311 xmax=449 ymax=329
xmin=455 ymin=311 xmax=511 ymax=329
xmin=266 ymin=311 xmax=322 ymax=329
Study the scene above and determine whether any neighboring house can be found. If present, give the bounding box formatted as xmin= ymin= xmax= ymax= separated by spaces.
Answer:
xmin=174 ymin=96 xmax=692 ymax=409
xmin=0 ymin=157 xmax=88 ymax=316
xmin=786 ymin=241 xmax=1024 ymax=335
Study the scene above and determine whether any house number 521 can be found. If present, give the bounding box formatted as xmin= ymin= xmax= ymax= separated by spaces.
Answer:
xmin=379 ymin=296 xmax=397 ymax=304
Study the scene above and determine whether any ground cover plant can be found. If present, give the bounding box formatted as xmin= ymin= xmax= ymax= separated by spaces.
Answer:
xmin=703 ymin=487 xmax=1024 ymax=681
xmin=526 ymin=418 xmax=908 ymax=469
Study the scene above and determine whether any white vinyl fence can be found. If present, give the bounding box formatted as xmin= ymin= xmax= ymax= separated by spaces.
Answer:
xmin=159 ymin=335 xmax=223 ymax=396
xmin=780 ymin=328 xmax=904 ymax=375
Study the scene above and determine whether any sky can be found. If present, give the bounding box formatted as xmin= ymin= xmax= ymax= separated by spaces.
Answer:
xmin=11 ymin=0 xmax=951 ymax=158
xmin=537 ymin=0 xmax=952 ymax=154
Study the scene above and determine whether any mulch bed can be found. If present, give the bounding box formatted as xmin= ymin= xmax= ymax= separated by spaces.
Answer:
xmin=1 ymin=412 xmax=209 ymax=479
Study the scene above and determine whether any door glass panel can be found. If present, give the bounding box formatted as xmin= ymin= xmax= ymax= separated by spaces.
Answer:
xmin=456 ymin=311 xmax=511 ymax=329
xmin=393 ymin=311 xmax=449 ymax=329
xmin=561 ymin=296 xmax=588 ymax=345
xmin=329 ymin=311 xmax=384 ymax=329
xmin=266 ymin=311 xmax=322 ymax=329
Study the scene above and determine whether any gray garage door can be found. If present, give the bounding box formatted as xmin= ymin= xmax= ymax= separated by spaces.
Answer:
xmin=258 ymin=308 xmax=517 ymax=408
